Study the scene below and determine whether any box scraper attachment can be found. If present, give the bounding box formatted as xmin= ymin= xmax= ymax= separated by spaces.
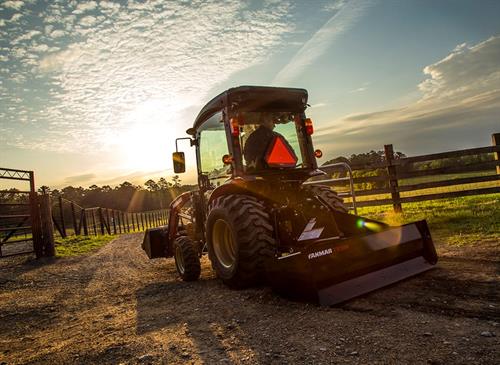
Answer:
xmin=267 ymin=220 xmax=437 ymax=306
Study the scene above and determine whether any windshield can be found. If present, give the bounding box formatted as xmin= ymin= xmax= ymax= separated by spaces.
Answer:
xmin=239 ymin=111 xmax=306 ymax=172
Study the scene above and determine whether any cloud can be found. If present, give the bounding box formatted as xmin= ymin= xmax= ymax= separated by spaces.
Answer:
xmin=418 ymin=36 xmax=500 ymax=100
xmin=38 ymin=44 xmax=83 ymax=72
xmin=1 ymin=0 xmax=296 ymax=156
xmin=2 ymin=1 xmax=24 ymax=10
xmin=349 ymin=86 xmax=367 ymax=93
xmin=79 ymin=15 xmax=98 ymax=27
xmin=50 ymin=29 xmax=66 ymax=38
xmin=315 ymin=35 xmax=500 ymax=155
xmin=324 ymin=0 xmax=347 ymax=12
xmin=273 ymin=0 xmax=371 ymax=84
xmin=72 ymin=1 xmax=97 ymax=14
xmin=10 ymin=13 xmax=22 ymax=22
xmin=64 ymin=173 xmax=97 ymax=184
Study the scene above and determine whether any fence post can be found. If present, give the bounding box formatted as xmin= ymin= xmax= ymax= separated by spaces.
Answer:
xmin=111 ymin=210 xmax=117 ymax=234
xmin=29 ymin=172 xmax=43 ymax=258
xmin=492 ymin=133 xmax=500 ymax=175
xmin=58 ymin=195 xmax=67 ymax=238
xmin=105 ymin=209 xmax=111 ymax=234
xmin=70 ymin=201 xmax=78 ymax=235
xmin=125 ymin=212 xmax=130 ymax=232
xmin=131 ymin=213 xmax=136 ymax=232
xmin=140 ymin=213 xmax=145 ymax=231
xmin=122 ymin=212 xmax=126 ymax=232
xmin=39 ymin=194 xmax=55 ymax=257
xmin=98 ymin=208 xmax=105 ymax=235
xmin=81 ymin=209 xmax=88 ymax=236
xmin=384 ymin=144 xmax=402 ymax=213
xmin=91 ymin=210 xmax=97 ymax=236
xmin=117 ymin=211 xmax=122 ymax=234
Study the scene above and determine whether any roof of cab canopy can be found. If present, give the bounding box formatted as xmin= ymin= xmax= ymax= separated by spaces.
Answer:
xmin=188 ymin=85 xmax=308 ymax=134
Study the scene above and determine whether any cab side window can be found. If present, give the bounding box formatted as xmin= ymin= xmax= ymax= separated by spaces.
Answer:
xmin=199 ymin=112 xmax=230 ymax=184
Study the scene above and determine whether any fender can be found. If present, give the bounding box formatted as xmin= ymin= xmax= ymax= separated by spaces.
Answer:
xmin=165 ymin=192 xmax=192 ymax=255
xmin=207 ymin=177 xmax=267 ymax=207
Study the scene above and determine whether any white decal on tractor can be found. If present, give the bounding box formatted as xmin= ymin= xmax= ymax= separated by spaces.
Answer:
xmin=308 ymin=248 xmax=333 ymax=260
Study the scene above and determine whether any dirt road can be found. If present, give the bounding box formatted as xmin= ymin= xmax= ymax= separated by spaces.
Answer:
xmin=0 ymin=234 xmax=498 ymax=364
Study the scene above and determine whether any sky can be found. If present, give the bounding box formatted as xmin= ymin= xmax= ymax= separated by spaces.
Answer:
xmin=1 ymin=0 xmax=499 ymax=188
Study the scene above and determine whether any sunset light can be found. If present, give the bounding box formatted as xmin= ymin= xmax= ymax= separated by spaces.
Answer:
xmin=1 ymin=2 xmax=499 ymax=364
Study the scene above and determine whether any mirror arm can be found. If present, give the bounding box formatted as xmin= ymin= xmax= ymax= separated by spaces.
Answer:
xmin=175 ymin=137 xmax=195 ymax=152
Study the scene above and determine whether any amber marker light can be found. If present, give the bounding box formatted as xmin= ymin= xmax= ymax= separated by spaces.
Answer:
xmin=314 ymin=149 xmax=323 ymax=158
xmin=305 ymin=118 xmax=314 ymax=135
xmin=222 ymin=154 xmax=234 ymax=164
xmin=230 ymin=117 xmax=239 ymax=136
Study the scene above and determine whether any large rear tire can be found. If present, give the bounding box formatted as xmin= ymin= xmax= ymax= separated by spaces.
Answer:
xmin=207 ymin=195 xmax=275 ymax=288
xmin=173 ymin=236 xmax=201 ymax=281
xmin=307 ymin=185 xmax=348 ymax=213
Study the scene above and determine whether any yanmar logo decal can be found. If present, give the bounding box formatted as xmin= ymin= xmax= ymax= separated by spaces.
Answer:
xmin=308 ymin=248 xmax=333 ymax=260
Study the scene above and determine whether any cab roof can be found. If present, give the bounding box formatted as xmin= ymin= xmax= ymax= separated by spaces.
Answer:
xmin=189 ymin=86 xmax=308 ymax=134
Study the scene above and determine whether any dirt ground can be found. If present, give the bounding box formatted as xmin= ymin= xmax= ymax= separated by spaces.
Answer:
xmin=0 ymin=234 xmax=498 ymax=365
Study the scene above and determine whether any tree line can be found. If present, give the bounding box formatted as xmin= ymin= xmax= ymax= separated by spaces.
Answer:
xmin=0 ymin=175 xmax=196 ymax=213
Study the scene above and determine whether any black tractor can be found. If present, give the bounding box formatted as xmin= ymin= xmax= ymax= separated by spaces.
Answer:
xmin=142 ymin=86 xmax=437 ymax=305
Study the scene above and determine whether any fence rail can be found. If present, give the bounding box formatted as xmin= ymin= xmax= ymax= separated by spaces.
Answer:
xmin=314 ymin=132 xmax=500 ymax=212
xmin=51 ymin=197 xmax=168 ymax=239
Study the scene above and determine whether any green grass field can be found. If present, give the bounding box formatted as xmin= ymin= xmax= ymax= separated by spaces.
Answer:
xmin=358 ymin=193 xmax=500 ymax=246
xmin=55 ymin=235 xmax=116 ymax=257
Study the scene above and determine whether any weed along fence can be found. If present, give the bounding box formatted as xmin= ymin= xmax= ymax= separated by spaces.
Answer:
xmin=316 ymin=132 xmax=500 ymax=212
xmin=51 ymin=197 xmax=168 ymax=238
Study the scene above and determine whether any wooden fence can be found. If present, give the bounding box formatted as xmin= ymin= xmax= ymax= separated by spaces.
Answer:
xmin=52 ymin=197 xmax=168 ymax=238
xmin=318 ymin=133 xmax=500 ymax=212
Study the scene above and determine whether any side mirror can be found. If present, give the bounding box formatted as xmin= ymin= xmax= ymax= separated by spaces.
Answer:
xmin=172 ymin=152 xmax=185 ymax=173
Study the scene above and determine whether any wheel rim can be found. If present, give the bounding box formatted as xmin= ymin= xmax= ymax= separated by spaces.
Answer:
xmin=175 ymin=244 xmax=185 ymax=274
xmin=212 ymin=219 xmax=236 ymax=269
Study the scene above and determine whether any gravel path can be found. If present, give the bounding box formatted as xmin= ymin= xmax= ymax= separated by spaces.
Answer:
xmin=0 ymin=234 xmax=498 ymax=364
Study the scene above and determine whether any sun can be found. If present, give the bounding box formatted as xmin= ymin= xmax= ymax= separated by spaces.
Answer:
xmin=107 ymin=99 xmax=186 ymax=172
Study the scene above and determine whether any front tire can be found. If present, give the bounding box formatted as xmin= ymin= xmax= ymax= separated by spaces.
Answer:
xmin=206 ymin=195 xmax=275 ymax=288
xmin=173 ymin=236 xmax=201 ymax=281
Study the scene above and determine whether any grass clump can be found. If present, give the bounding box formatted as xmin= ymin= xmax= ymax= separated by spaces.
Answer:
xmin=55 ymin=235 xmax=115 ymax=257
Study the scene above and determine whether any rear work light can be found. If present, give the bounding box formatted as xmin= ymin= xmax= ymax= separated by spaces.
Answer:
xmin=305 ymin=118 xmax=314 ymax=135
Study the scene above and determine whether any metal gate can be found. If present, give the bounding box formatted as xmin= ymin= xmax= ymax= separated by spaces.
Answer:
xmin=0 ymin=168 xmax=43 ymax=258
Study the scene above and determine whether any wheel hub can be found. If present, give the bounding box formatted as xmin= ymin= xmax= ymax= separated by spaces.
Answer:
xmin=212 ymin=219 xmax=236 ymax=269
xmin=175 ymin=245 xmax=185 ymax=274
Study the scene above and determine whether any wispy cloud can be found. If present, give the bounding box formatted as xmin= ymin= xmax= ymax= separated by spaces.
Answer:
xmin=64 ymin=173 xmax=97 ymax=185
xmin=1 ymin=0 xmax=296 ymax=154
xmin=273 ymin=0 xmax=371 ymax=84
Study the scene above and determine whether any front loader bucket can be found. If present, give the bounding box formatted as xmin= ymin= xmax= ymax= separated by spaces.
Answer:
xmin=268 ymin=220 xmax=437 ymax=306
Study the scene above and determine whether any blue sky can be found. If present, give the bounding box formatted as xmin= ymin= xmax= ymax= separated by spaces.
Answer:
xmin=1 ymin=0 xmax=499 ymax=188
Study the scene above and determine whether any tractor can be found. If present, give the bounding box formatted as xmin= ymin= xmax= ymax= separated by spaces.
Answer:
xmin=142 ymin=86 xmax=437 ymax=306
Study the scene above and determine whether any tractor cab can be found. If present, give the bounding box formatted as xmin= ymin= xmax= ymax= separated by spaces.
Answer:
xmin=173 ymin=86 xmax=323 ymax=190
